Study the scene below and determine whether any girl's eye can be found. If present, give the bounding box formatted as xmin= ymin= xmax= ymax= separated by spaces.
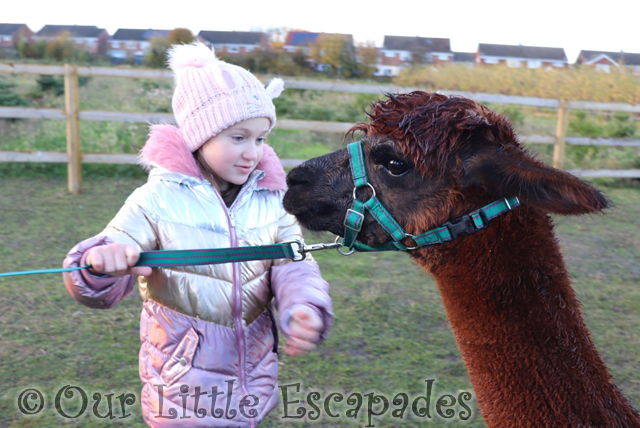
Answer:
xmin=383 ymin=159 xmax=410 ymax=176
xmin=232 ymin=136 xmax=244 ymax=142
xmin=256 ymin=137 xmax=266 ymax=145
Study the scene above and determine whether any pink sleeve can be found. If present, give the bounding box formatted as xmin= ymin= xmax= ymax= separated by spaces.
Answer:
xmin=270 ymin=260 xmax=333 ymax=342
xmin=62 ymin=235 xmax=136 ymax=310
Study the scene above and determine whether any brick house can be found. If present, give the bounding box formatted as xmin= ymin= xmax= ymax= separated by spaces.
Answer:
xmin=34 ymin=25 xmax=109 ymax=55
xmin=376 ymin=36 xmax=453 ymax=77
xmin=476 ymin=43 xmax=568 ymax=68
xmin=197 ymin=31 xmax=268 ymax=57
xmin=0 ymin=23 xmax=33 ymax=55
xmin=576 ymin=50 xmax=640 ymax=74
xmin=108 ymin=28 xmax=170 ymax=63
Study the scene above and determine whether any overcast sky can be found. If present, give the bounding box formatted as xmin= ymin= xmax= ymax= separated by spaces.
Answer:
xmin=4 ymin=0 xmax=638 ymax=63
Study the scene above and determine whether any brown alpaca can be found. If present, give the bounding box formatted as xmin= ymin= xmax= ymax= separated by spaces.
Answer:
xmin=283 ymin=92 xmax=640 ymax=427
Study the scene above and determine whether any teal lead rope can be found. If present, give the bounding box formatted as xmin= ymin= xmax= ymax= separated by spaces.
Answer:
xmin=0 ymin=266 xmax=94 ymax=278
xmin=0 ymin=240 xmax=341 ymax=278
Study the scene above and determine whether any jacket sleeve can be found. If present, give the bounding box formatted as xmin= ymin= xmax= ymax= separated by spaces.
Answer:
xmin=62 ymin=200 xmax=158 ymax=310
xmin=270 ymin=193 xmax=333 ymax=342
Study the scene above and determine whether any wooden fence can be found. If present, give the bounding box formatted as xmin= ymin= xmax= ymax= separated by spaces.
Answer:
xmin=1 ymin=63 xmax=639 ymax=193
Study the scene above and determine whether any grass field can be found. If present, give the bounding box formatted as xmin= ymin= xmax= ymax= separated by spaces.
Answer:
xmin=1 ymin=70 xmax=639 ymax=426
xmin=0 ymin=166 xmax=639 ymax=427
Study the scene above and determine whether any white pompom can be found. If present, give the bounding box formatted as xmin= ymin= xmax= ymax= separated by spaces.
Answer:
xmin=265 ymin=78 xmax=285 ymax=99
xmin=167 ymin=42 xmax=217 ymax=79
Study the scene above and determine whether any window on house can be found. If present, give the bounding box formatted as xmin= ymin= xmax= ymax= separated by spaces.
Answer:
xmin=506 ymin=59 xmax=522 ymax=68
xmin=228 ymin=46 xmax=239 ymax=53
xmin=126 ymin=42 xmax=137 ymax=49
xmin=484 ymin=58 xmax=499 ymax=64
xmin=595 ymin=64 xmax=611 ymax=73
xmin=111 ymin=41 xmax=120 ymax=48
xmin=527 ymin=60 xmax=542 ymax=69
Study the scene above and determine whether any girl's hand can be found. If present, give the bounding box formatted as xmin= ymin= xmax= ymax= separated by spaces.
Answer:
xmin=85 ymin=243 xmax=152 ymax=277
xmin=283 ymin=306 xmax=324 ymax=356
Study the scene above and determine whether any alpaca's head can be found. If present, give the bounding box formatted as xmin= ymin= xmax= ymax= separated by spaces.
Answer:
xmin=283 ymin=92 xmax=608 ymax=249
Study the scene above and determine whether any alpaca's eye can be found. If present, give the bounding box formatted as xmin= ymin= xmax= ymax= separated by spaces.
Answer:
xmin=384 ymin=159 xmax=410 ymax=176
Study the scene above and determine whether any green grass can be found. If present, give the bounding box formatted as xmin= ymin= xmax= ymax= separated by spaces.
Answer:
xmin=0 ymin=171 xmax=639 ymax=427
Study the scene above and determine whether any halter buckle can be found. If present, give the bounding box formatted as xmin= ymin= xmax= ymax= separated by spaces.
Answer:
xmin=344 ymin=209 xmax=365 ymax=232
xmin=442 ymin=214 xmax=478 ymax=240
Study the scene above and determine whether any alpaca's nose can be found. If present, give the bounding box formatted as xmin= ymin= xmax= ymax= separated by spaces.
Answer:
xmin=286 ymin=163 xmax=314 ymax=188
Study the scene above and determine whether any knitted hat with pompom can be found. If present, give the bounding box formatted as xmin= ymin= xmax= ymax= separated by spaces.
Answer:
xmin=168 ymin=42 xmax=284 ymax=152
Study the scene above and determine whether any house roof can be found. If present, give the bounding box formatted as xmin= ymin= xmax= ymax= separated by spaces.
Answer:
xmin=36 ymin=25 xmax=106 ymax=38
xmin=111 ymin=28 xmax=169 ymax=41
xmin=578 ymin=50 xmax=640 ymax=66
xmin=0 ymin=23 xmax=28 ymax=36
xmin=284 ymin=31 xmax=353 ymax=46
xmin=478 ymin=43 xmax=567 ymax=61
xmin=382 ymin=36 xmax=451 ymax=53
xmin=198 ymin=31 xmax=266 ymax=45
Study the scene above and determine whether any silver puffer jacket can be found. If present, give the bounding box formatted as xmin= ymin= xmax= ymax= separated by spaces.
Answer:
xmin=63 ymin=125 xmax=332 ymax=428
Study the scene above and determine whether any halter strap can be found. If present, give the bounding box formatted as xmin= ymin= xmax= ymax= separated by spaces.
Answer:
xmin=341 ymin=140 xmax=520 ymax=252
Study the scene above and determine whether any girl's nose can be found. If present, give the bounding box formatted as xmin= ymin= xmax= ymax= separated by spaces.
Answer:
xmin=243 ymin=142 xmax=258 ymax=161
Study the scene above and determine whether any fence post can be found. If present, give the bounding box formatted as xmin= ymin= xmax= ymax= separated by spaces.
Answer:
xmin=553 ymin=99 xmax=569 ymax=169
xmin=64 ymin=63 xmax=81 ymax=194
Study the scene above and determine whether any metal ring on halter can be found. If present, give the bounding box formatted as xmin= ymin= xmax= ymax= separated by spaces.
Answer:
xmin=334 ymin=236 xmax=355 ymax=256
xmin=352 ymin=183 xmax=376 ymax=201
xmin=403 ymin=234 xmax=419 ymax=250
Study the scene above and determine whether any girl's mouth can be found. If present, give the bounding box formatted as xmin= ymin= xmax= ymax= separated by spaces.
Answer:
xmin=236 ymin=165 xmax=253 ymax=173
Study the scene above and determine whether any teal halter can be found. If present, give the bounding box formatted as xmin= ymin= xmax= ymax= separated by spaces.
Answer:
xmin=339 ymin=140 xmax=520 ymax=254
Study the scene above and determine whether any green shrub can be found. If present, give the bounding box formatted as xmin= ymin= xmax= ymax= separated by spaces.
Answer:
xmin=36 ymin=75 xmax=65 ymax=96
xmin=35 ymin=75 xmax=91 ymax=97
xmin=569 ymin=110 xmax=605 ymax=137
xmin=0 ymin=77 xmax=29 ymax=106
xmin=500 ymin=105 xmax=525 ymax=126
xmin=607 ymin=112 xmax=637 ymax=138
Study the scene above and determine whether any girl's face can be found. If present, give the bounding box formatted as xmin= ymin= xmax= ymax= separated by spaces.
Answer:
xmin=199 ymin=117 xmax=270 ymax=191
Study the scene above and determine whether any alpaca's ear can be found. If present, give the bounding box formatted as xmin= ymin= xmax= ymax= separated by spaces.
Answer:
xmin=461 ymin=149 xmax=609 ymax=215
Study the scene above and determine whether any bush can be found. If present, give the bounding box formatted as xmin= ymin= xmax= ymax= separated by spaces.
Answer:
xmin=0 ymin=77 xmax=29 ymax=107
xmin=500 ymin=105 xmax=525 ymax=126
xmin=35 ymin=75 xmax=91 ymax=97
xmin=607 ymin=112 xmax=637 ymax=138
xmin=569 ymin=110 xmax=605 ymax=137
xmin=36 ymin=75 xmax=65 ymax=96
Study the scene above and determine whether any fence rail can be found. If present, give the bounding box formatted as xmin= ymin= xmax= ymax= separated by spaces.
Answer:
xmin=1 ymin=63 xmax=639 ymax=193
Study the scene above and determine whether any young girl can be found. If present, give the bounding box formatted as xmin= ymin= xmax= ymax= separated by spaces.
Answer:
xmin=62 ymin=42 xmax=332 ymax=428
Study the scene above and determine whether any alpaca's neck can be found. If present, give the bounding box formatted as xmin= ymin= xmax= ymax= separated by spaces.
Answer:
xmin=415 ymin=208 xmax=639 ymax=427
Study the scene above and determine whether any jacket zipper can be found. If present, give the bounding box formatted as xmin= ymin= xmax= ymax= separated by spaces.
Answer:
xmin=218 ymin=185 xmax=254 ymax=426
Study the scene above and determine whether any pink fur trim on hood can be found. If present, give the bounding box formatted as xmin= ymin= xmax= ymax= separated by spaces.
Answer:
xmin=137 ymin=124 xmax=287 ymax=191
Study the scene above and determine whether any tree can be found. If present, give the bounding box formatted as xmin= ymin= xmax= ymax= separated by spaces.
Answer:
xmin=309 ymin=34 xmax=355 ymax=77
xmin=168 ymin=28 xmax=195 ymax=46
xmin=146 ymin=37 xmax=170 ymax=68
xmin=356 ymin=40 xmax=379 ymax=79
xmin=45 ymin=31 xmax=78 ymax=61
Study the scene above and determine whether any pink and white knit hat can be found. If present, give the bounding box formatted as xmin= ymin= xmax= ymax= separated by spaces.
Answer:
xmin=168 ymin=42 xmax=284 ymax=152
